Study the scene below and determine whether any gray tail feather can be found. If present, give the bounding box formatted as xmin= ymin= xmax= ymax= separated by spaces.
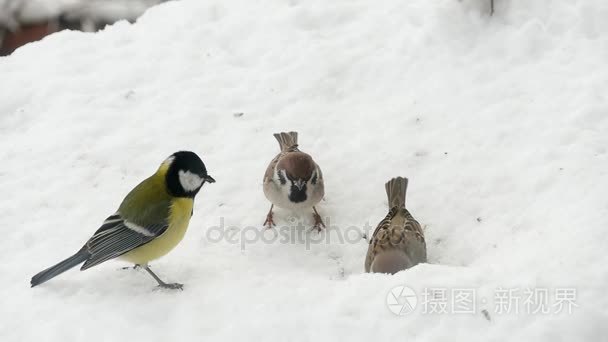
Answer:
xmin=30 ymin=249 xmax=89 ymax=287
xmin=273 ymin=131 xmax=298 ymax=151
xmin=385 ymin=176 xmax=408 ymax=208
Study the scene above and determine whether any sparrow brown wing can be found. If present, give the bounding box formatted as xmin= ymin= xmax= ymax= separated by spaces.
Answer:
xmin=365 ymin=207 xmax=426 ymax=272
xmin=264 ymin=153 xmax=282 ymax=183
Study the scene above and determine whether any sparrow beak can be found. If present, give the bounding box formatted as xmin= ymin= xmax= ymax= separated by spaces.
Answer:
xmin=204 ymin=175 xmax=216 ymax=183
xmin=295 ymin=179 xmax=305 ymax=190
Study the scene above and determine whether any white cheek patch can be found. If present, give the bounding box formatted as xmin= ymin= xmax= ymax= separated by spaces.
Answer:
xmin=179 ymin=170 xmax=204 ymax=192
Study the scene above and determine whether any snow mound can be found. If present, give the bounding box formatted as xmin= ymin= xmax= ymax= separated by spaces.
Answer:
xmin=0 ymin=0 xmax=607 ymax=341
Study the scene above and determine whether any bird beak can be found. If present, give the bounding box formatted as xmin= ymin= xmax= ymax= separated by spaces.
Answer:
xmin=295 ymin=179 xmax=305 ymax=190
xmin=205 ymin=175 xmax=216 ymax=183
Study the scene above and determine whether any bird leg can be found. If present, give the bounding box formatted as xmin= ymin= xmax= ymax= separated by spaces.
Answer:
xmin=312 ymin=206 xmax=326 ymax=232
xmin=143 ymin=265 xmax=183 ymax=290
xmin=263 ymin=204 xmax=276 ymax=228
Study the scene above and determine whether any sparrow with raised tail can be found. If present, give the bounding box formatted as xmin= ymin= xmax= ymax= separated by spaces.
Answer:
xmin=365 ymin=177 xmax=426 ymax=274
xmin=263 ymin=131 xmax=325 ymax=230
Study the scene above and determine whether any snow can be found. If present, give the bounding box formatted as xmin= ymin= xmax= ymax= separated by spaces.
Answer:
xmin=1 ymin=0 xmax=607 ymax=341
xmin=0 ymin=0 xmax=162 ymax=27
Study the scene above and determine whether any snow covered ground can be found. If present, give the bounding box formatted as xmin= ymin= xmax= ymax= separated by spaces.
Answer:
xmin=1 ymin=0 xmax=607 ymax=341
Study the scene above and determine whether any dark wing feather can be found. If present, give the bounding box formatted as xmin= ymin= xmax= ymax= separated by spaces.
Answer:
xmin=80 ymin=213 xmax=168 ymax=270
xmin=369 ymin=207 xmax=424 ymax=244
xmin=369 ymin=207 xmax=398 ymax=241
xmin=365 ymin=207 xmax=426 ymax=271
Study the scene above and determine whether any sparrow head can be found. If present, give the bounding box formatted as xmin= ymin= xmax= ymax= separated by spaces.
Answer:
xmin=163 ymin=151 xmax=215 ymax=198
xmin=275 ymin=152 xmax=320 ymax=203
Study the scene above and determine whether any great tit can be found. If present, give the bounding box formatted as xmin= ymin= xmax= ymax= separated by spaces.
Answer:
xmin=30 ymin=151 xmax=215 ymax=290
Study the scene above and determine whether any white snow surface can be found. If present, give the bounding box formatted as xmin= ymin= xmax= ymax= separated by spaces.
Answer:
xmin=1 ymin=0 xmax=607 ymax=341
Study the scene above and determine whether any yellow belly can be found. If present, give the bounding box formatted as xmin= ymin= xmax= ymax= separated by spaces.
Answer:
xmin=120 ymin=198 xmax=193 ymax=265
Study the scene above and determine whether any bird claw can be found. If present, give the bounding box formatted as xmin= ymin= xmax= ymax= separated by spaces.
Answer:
xmin=156 ymin=282 xmax=184 ymax=291
xmin=120 ymin=265 xmax=141 ymax=271
xmin=263 ymin=212 xmax=276 ymax=229
xmin=312 ymin=212 xmax=326 ymax=232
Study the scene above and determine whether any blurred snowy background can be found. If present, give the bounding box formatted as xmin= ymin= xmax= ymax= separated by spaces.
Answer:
xmin=0 ymin=0 xmax=165 ymax=55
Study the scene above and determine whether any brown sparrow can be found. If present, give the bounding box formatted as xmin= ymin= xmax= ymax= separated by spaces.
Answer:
xmin=365 ymin=177 xmax=426 ymax=274
xmin=263 ymin=131 xmax=325 ymax=230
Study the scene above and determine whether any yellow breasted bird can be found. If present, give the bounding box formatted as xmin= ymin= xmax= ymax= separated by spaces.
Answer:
xmin=30 ymin=151 xmax=215 ymax=290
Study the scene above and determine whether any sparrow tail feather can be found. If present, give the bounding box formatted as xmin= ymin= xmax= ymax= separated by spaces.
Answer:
xmin=385 ymin=177 xmax=408 ymax=208
xmin=273 ymin=131 xmax=298 ymax=151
